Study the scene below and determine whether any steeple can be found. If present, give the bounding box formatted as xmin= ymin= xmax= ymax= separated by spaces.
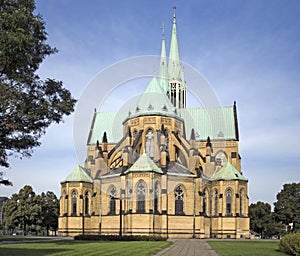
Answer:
xmin=167 ymin=6 xmax=186 ymax=109
xmin=169 ymin=7 xmax=180 ymax=72
xmin=158 ymin=24 xmax=169 ymax=94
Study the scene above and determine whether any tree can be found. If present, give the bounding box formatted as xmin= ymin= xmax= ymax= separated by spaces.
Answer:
xmin=249 ymin=201 xmax=282 ymax=238
xmin=40 ymin=191 xmax=59 ymax=236
xmin=3 ymin=185 xmax=41 ymax=235
xmin=274 ymin=183 xmax=300 ymax=231
xmin=0 ymin=0 xmax=76 ymax=184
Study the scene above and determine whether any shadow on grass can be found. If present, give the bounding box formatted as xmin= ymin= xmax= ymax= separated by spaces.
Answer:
xmin=0 ymin=248 xmax=71 ymax=256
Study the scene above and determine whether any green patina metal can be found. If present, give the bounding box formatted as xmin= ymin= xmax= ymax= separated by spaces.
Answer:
xmin=87 ymin=105 xmax=237 ymax=144
xmin=168 ymin=14 xmax=185 ymax=84
xmin=129 ymin=77 xmax=177 ymax=119
xmin=124 ymin=153 xmax=163 ymax=174
xmin=210 ymin=161 xmax=247 ymax=181
xmin=61 ymin=165 xmax=93 ymax=183
xmin=179 ymin=106 xmax=237 ymax=140
xmin=158 ymin=27 xmax=169 ymax=94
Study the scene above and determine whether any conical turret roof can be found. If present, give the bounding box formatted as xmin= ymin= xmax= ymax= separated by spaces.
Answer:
xmin=210 ymin=162 xmax=247 ymax=181
xmin=125 ymin=153 xmax=163 ymax=174
xmin=61 ymin=165 xmax=93 ymax=183
xmin=129 ymin=77 xmax=179 ymax=119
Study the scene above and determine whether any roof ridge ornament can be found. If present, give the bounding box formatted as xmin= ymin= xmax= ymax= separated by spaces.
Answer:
xmin=161 ymin=24 xmax=165 ymax=39
xmin=173 ymin=5 xmax=176 ymax=19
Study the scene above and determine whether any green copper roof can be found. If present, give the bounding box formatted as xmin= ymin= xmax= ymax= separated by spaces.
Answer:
xmin=62 ymin=165 xmax=93 ymax=183
xmin=158 ymin=32 xmax=169 ymax=93
xmin=169 ymin=16 xmax=179 ymax=64
xmin=87 ymin=105 xmax=238 ymax=145
xmin=179 ymin=106 xmax=238 ymax=140
xmin=168 ymin=15 xmax=185 ymax=84
xmin=125 ymin=153 xmax=163 ymax=174
xmin=210 ymin=161 xmax=247 ymax=181
xmin=129 ymin=77 xmax=178 ymax=119
xmin=87 ymin=111 xmax=125 ymax=144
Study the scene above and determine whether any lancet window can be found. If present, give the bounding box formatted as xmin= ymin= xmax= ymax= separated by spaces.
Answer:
xmin=72 ymin=190 xmax=77 ymax=215
xmin=175 ymin=185 xmax=184 ymax=215
xmin=137 ymin=181 xmax=146 ymax=213
xmin=109 ymin=186 xmax=116 ymax=215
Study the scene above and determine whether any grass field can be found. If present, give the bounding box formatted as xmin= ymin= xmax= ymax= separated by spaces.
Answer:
xmin=208 ymin=240 xmax=287 ymax=256
xmin=0 ymin=240 xmax=171 ymax=256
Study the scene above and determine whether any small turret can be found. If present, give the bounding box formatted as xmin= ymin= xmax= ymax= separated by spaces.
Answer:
xmin=122 ymin=146 xmax=130 ymax=167
xmin=190 ymin=128 xmax=197 ymax=149
xmin=160 ymin=145 xmax=167 ymax=170
xmin=102 ymin=132 xmax=108 ymax=162
xmin=206 ymin=136 xmax=213 ymax=156
xmin=205 ymin=136 xmax=213 ymax=164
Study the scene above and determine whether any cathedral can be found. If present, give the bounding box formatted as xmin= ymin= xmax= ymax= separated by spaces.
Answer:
xmin=58 ymin=12 xmax=250 ymax=239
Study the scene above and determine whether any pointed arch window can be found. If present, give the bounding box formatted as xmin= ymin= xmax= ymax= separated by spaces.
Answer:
xmin=226 ymin=189 xmax=232 ymax=216
xmin=63 ymin=191 xmax=68 ymax=214
xmin=72 ymin=191 xmax=77 ymax=215
xmin=137 ymin=181 xmax=146 ymax=213
xmin=203 ymin=189 xmax=207 ymax=215
xmin=214 ymin=190 xmax=218 ymax=216
xmin=175 ymin=185 xmax=184 ymax=215
xmin=145 ymin=129 xmax=154 ymax=158
xmin=85 ymin=191 xmax=89 ymax=215
xmin=240 ymin=189 xmax=244 ymax=216
xmin=109 ymin=186 xmax=116 ymax=215
xmin=154 ymin=182 xmax=159 ymax=213
xmin=215 ymin=151 xmax=227 ymax=167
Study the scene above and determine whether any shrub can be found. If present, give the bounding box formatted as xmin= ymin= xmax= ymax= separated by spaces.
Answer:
xmin=74 ymin=234 xmax=167 ymax=241
xmin=279 ymin=233 xmax=300 ymax=256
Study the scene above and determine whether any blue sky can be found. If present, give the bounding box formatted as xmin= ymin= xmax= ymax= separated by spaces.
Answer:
xmin=1 ymin=0 xmax=300 ymax=207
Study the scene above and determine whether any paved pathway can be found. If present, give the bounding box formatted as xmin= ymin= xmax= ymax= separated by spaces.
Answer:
xmin=155 ymin=239 xmax=219 ymax=256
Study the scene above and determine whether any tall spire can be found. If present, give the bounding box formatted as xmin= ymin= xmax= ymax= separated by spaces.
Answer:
xmin=168 ymin=6 xmax=184 ymax=82
xmin=168 ymin=6 xmax=181 ymax=79
xmin=167 ymin=6 xmax=186 ymax=109
xmin=158 ymin=24 xmax=169 ymax=93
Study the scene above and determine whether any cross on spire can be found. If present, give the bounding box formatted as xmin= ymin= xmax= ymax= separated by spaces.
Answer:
xmin=173 ymin=5 xmax=176 ymax=19
xmin=161 ymin=24 xmax=165 ymax=39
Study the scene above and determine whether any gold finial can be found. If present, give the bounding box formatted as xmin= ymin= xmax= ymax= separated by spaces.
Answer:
xmin=173 ymin=5 xmax=176 ymax=19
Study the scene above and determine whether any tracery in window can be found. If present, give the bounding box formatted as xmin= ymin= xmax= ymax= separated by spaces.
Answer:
xmin=72 ymin=190 xmax=77 ymax=215
xmin=145 ymin=129 xmax=154 ymax=158
xmin=226 ymin=189 xmax=232 ymax=216
xmin=214 ymin=190 xmax=218 ymax=216
xmin=109 ymin=186 xmax=116 ymax=215
xmin=137 ymin=181 xmax=146 ymax=213
xmin=175 ymin=185 xmax=184 ymax=215
xmin=85 ymin=191 xmax=89 ymax=215
xmin=63 ymin=191 xmax=67 ymax=214
xmin=203 ymin=189 xmax=207 ymax=215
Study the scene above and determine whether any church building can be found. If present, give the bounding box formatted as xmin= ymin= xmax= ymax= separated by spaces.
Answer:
xmin=58 ymin=12 xmax=250 ymax=239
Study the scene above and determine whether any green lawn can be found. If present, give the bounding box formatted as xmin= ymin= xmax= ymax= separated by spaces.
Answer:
xmin=0 ymin=236 xmax=51 ymax=242
xmin=208 ymin=240 xmax=287 ymax=256
xmin=0 ymin=240 xmax=171 ymax=256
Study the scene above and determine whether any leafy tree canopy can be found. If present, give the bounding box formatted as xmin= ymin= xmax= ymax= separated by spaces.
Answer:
xmin=0 ymin=0 xmax=76 ymax=180
xmin=3 ymin=185 xmax=41 ymax=234
xmin=3 ymin=185 xmax=59 ymax=235
xmin=249 ymin=201 xmax=272 ymax=238
xmin=40 ymin=191 xmax=59 ymax=235
xmin=274 ymin=183 xmax=300 ymax=229
xmin=249 ymin=201 xmax=284 ymax=238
